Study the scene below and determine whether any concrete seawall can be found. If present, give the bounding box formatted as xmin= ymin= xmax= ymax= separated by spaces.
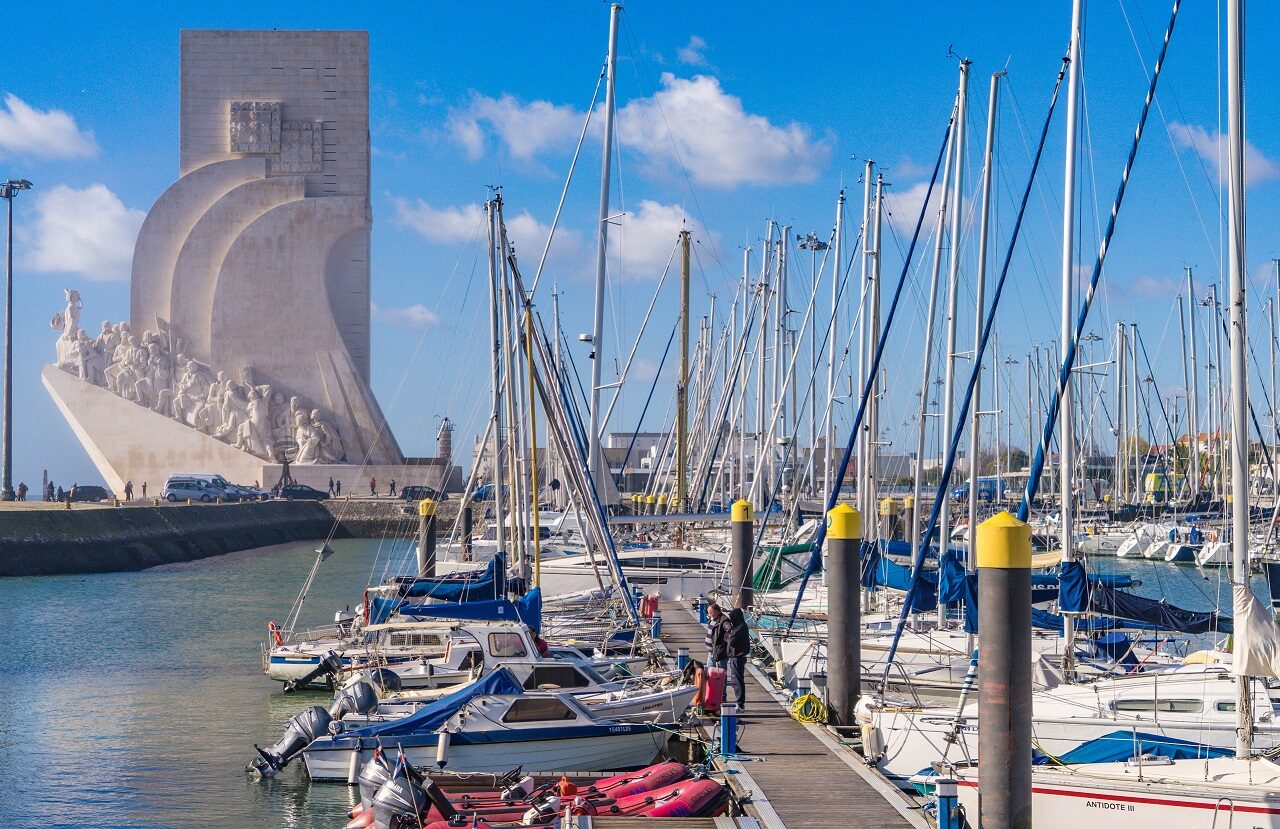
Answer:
xmin=0 ymin=498 xmax=460 ymax=577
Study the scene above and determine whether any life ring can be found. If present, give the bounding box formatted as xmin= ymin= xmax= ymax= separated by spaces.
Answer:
xmin=268 ymin=620 xmax=283 ymax=647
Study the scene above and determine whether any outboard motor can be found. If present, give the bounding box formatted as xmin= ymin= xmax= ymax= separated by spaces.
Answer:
xmin=522 ymin=795 xmax=562 ymax=825
xmin=330 ymin=680 xmax=379 ymax=720
xmin=249 ymin=705 xmax=333 ymax=778
xmin=358 ymin=751 xmax=396 ymax=810
xmin=500 ymin=775 xmax=536 ymax=802
xmin=284 ymin=650 xmax=343 ymax=693
xmin=371 ymin=773 xmax=430 ymax=829
xmin=362 ymin=667 xmax=403 ymax=694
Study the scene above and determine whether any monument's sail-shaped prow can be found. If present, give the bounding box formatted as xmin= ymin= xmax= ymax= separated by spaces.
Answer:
xmin=44 ymin=30 xmax=433 ymax=491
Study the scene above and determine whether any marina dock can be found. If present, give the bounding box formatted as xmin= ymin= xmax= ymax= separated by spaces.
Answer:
xmin=658 ymin=600 xmax=925 ymax=829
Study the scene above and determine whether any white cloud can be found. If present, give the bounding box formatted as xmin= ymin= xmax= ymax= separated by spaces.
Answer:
xmin=611 ymin=200 xmax=712 ymax=278
xmin=23 ymin=184 xmax=143 ymax=280
xmin=372 ymin=302 xmax=440 ymax=329
xmin=883 ymin=180 xmax=942 ymax=235
xmin=446 ymin=93 xmax=583 ymax=162
xmin=677 ymin=35 xmax=709 ymax=67
xmin=392 ymin=198 xmax=486 ymax=244
xmin=1169 ymin=121 xmax=1280 ymax=184
xmin=616 ymin=73 xmax=829 ymax=187
xmin=1127 ymin=275 xmax=1178 ymax=300
xmin=0 ymin=93 xmax=98 ymax=159
xmin=445 ymin=75 xmax=829 ymax=188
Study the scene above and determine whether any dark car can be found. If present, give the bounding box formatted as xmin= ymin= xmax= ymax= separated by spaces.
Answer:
xmin=400 ymin=485 xmax=447 ymax=502
xmin=69 ymin=485 xmax=110 ymax=503
xmin=277 ymin=484 xmax=329 ymax=501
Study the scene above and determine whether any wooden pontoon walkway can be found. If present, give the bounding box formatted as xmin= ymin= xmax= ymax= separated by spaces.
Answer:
xmin=658 ymin=600 xmax=924 ymax=829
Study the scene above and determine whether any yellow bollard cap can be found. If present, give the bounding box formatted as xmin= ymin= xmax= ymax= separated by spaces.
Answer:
xmin=645 ymin=495 xmax=656 ymax=504
xmin=731 ymin=498 xmax=753 ymax=523
xmin=827 ymin=504 xmax=862 ymax=540
xmin=976 ymin=511 xmax=1032 ymax=569
xmin=903 ymin=495 xmax=915 ymax=508
xmin=418 ymin=498 xmax=436 ymax=516
xmin=657 ymin=494 xmax=668 ymax=504
xmin=879 ymin=497 xmax=899 ymax=516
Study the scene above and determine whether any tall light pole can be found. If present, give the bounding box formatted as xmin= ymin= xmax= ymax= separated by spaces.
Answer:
xmin=1 ymin=179 xmax=32 ymax=501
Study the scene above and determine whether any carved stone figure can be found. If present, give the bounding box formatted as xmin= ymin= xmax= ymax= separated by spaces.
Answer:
xmin=52 ymin=289 xmax=84 ymax=370
xmin=310 ymin=409 xmax=345 ymax=463
xmin=172 ymin=359 xmax=212 ymax=424
xmin=237 ymin=386 xmax=273 ymax=457
xmin=269 ymin=391 xmax=290 ymax=442
xmin=293 ymin=410 xmax=320 ymax=463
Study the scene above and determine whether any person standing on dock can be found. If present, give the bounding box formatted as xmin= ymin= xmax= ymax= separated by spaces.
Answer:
xmin=726 ymin=607 xmax=750 ymax=711
xmin=141 ymin=481 xmax=147 ymax=499
xmin=16 ymin=482 xmax=26 ymax=501
xmin=335 ymin=479 xmax=342 ymax=497
xmin=124 ymin=481 xmax=133 ymax=501
xmin=706 ymin=603 xmax=727 ymax=669
xmin=369 ymin=477 xmax=377 ymax=496
xmin=327 ymin=477 xmax=334 ymax=496
xmin=389 ymin=479 xmax=397 ymax=497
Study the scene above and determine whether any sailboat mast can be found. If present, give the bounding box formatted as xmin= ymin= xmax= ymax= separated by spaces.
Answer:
xmin=1226 ymin=0 xmax=1251 ymax=758
xmin=486 ymin=198 xmax=508 ymax=577
xmin=939 ymin=58 xmax=969 ymax=554
xmin=586 ymin=2 xmax=621 ymax=492
xmin=1058 ymin=0 xmax=1084 ymax=680
xmin=867 ymin=174 xmax=884 ymax=533
xmin=857 ymin=164 xmax=874 ymax=512
xmin=826 ymin=190 xmax=845 ymax=503
xmin=1186 ymin=268 xmax=1201 ymax=500
xmin=968 ymin=69 xmax=1002 ymax=566
xmin=676 ymin=229 xmax=691 ymax=514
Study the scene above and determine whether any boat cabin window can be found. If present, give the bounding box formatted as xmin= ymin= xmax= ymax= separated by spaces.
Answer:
xmin=501 ymin=697 xmax=578 ymax=723
xmin=489 ymin=632 xmax=528 ymax=658
xmin=1112 ymin=698 xmax=1203 ymax=714
xmin=1216 ymin=701 xmax=1236 ymax=713
xmin=522 ymin=665 xmax=592 ymax=690
xmin=387 ymin=633 xmax=442 ymax=649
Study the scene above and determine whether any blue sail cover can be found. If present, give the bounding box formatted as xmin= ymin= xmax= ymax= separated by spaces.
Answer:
xmin=1031 ymin=607 xmax=1162 ymax=633
xmin=398 ymin=589 xmax=543 ymax=635
xmin=1091 ymin=583 xmax=1232 ymax=634
xmin=862 ymin=542 xmax=937 ymax=612
xmin=401 ymin=554 xmax=504 ymax=601
xmin=343 ymin=667 xmax=524 ymax=740
xmin=1033 ymin=730 xmax=1231 ymax=765
xmin=1058 ymin=559 xmax=1090 ymax=613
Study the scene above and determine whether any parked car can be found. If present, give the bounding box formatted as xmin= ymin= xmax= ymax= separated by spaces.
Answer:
xmin=231 ymin=483 xmax=271 ymax=501
xmin=163 ymin=478 xmax=221 ymax=502
xmin=277 ymin=483 xmax=328 ymax=501
xmin=399 ymin=485 xmax=447 ymax=502
xmin=68 ymin=485 xmax=110 ymax=503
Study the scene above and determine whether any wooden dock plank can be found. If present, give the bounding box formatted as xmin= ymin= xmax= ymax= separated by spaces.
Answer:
xmin=657 ymin=600 xmax=921 ymax=829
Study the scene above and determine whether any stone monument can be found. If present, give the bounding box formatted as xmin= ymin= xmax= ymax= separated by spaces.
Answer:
xmin=42 ymin=30 xmax=455 ymax=494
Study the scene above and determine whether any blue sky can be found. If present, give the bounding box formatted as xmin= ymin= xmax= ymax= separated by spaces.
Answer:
xmin=2 ymin=0 xmax=1278 ymax=489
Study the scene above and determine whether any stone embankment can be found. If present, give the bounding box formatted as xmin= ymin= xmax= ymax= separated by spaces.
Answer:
xmin=0 ymin=497 xmax=461 ymax=577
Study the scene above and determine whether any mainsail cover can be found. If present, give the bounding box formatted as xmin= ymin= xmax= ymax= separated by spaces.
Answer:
xmin=1091 ymin=583 xmax=1231 ymax=634
xmin=1233 ymin=584 xmax=1280 ymax=678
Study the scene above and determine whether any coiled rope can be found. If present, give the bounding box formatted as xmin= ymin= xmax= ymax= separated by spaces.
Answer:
xmin=789 ymin=692 xmax=827 ymax=724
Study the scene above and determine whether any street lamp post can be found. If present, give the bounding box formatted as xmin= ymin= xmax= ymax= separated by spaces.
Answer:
xmin=1 ymin=179 xmax=33 ymax=501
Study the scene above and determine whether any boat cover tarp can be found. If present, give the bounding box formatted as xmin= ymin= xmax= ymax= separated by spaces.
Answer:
xmin=344 ymin=667 xmax=524 ymax=740
xmin=1031 ymin=608 xmax=1162 ymax=632
xmin=1091 ymin=583 xmax=1231 ymax=634
xmin=400 ymin=554 xmax=504 ymax=601
xmin=862 ymin=543 xmax=937 ymax=612
xmin=1033 ymin=729 xmax=1231 ymax=765
xmin=1233 ymin=584 xmax=1280 ymax=678
xmin=398 ymin=589 xmax=543 ymax=635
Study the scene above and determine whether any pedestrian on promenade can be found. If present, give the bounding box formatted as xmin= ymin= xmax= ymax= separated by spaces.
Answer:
xmin=327 ymin=477 xmax=334 ymax=496
xmin=389 ymin=479 xmax=397 ymax=497
xmin=16 ymin=482 xmax=26 ymax=501
xmin=124 ymin=480 xmax=133 ymax=501
xmin=705 ymin=603 xmax=727 ymax=669
xmin=370 ymin=477 xmax=377 ymax=496
xmin=142 ymin=481 xmax=147 ymax=498
xmin=725 ymin=607 xmax=750 ymax=711
xmin=335 ymin=480 xmax=342 ymax=496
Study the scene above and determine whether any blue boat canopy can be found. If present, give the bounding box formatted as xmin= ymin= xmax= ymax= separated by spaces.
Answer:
xmin=342 ymin=667 xmax=524 ymax=740
xmin=398 ymin=588 xmax=543 ymax=634
xmin=1033 ymin=730 xmax=1232 ymax=765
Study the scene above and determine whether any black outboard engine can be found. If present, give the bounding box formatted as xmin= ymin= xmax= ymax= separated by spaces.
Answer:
xmin=330 ymin=680 xmax=379 ymax=720
xmin=284 ymin=650 xmax=343 ymax=693
xmin=249 ymin=705 xmax=333 ymax=778
xmin=358 ymin=751 xmax=396 ymax=810
xmin=371 ymin=772 xmax=430 ymax=829
xmin=363 ymin=667 xmax=403 ymax=694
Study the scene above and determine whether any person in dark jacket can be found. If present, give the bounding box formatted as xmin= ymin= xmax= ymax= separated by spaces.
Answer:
xmin=725 ymin=607 xmax=750 ymax=710
xmin=706 ymin=603 xmax=727 ymax=668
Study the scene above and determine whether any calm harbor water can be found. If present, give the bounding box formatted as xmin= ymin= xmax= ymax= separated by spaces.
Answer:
xmin=0 ymin=536 xmax=1260 ymax=827
xmin=0 ymin=537 xmax=414 ymax=829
